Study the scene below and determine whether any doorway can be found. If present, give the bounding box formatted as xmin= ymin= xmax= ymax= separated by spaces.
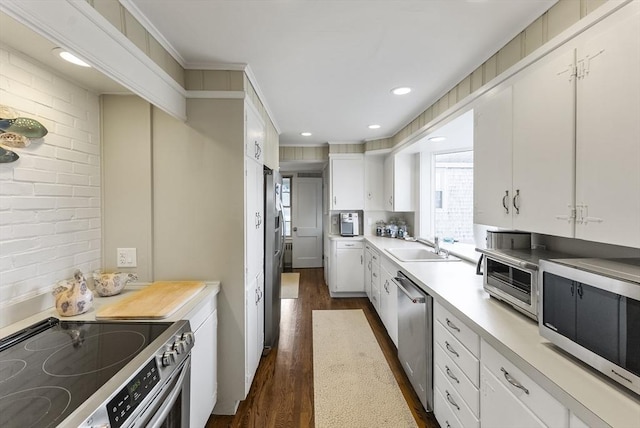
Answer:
xmin=290 ymin=174 xmax=323 ymax=268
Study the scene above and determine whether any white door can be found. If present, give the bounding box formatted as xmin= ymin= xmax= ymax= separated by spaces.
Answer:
xmin=292 ymin=176 xmax=323 ymax=268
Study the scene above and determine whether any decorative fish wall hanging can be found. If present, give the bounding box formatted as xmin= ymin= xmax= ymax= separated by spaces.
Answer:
xmin=0 ymin=104 xmax=48 ymax=163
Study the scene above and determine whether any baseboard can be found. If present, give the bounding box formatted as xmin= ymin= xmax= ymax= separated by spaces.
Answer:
xmin=212 ymin=398 xmax=240 ymax=415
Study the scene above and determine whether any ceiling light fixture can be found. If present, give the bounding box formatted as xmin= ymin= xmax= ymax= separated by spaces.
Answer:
xmin=52 ymin=47 xmax=91 ymax=68
xmin=428 ymin=136 xmax=446 ymax=142
xmin=391 ymin=87 xmax=411 ymax=95
xmin=300 ymin=132 xmax=312 ymax=137
xmin=368 ymin=124 xmax=381 ymax=129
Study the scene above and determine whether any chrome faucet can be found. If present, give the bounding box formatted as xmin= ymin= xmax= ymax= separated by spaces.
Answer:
xmin=433 ymin=236 xmax=440 ymax=254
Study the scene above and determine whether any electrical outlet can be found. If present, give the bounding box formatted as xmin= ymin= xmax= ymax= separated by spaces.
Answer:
xmin=117 ymin=248 xmax=137 ymax=268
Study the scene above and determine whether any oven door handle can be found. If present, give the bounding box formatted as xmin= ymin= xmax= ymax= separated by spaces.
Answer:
xmin=145 ymin=358 xmax=191 ymax=428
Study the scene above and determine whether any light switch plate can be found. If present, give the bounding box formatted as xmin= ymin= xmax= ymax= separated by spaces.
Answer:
xmin=117 ymin=248 xmax=137 ymax=267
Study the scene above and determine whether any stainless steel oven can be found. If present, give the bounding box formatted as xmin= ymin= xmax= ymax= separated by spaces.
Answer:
xmin=0 ymin=318 xmax=194 ymax=428
xmin=479 ymin=249 xmax=540 ymax=320
xmin=479 ymin=248 xmax=570 ymax=320
xmin=539 ymin=258 xmax=640 ymax=395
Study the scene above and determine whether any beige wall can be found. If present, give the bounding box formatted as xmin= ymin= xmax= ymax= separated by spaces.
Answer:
xmin=101 ymin=94 xmax=248 ymax=412
xmin=101 ymin=95 xmax=153 ymax=280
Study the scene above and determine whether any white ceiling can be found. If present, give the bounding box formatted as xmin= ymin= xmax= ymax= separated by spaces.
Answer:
xmin=128 ymin=0 xmax=557 ymax=146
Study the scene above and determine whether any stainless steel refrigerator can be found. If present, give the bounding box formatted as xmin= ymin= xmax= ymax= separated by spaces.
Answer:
xmin=263 ymin=167 xmax=284 ymax=353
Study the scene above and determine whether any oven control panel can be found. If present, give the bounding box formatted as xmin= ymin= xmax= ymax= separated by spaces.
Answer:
xmin=107 ymin=358 xmax=160 ymax=428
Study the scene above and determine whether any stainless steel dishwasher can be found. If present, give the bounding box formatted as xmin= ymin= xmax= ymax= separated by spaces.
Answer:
xmin=395 ymin=271 xmax=433 ymax=412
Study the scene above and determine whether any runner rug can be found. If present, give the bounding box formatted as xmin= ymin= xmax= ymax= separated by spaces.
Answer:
xmin=312 ymin=309 xmax=417 ymax=428
xmin=280 ymin=272 xmax=300 ymax=299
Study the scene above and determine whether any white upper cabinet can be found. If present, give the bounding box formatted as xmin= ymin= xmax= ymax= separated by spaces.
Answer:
xmin=330 ymin=154 xmax=365 ymax=210
xmin=384 ymin=153 xmax=415 ymax=212
xmin=365 ymin=154 xmax=385 ymax=211
xmin=511 ymin=47 xmax=576 ymax=237
xmin=474 ymin=2 xmax=639 ymax=248
xmin=574 ymin=3 xmax=640 ymax=248
xmin=245 ymin=103 xmax=265 ymax=165
xmin=473 ymin=86 xmax=513 ymax=228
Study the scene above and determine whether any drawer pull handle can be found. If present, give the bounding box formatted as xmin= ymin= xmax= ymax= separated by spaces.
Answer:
xmin=445 ymin=365 xmax=460 ymax=384
xmin=446 ymin=422 xmax=451 ymax=428
xmin=446 ymin=391 xmax=460 ymax=410
xmin=445 ymin=341 xmax=459 ymax=358
xmin=446 ymin=318 xmax=460 ymax=332
xmin=501 ymin=367 xmax=530 ymax=395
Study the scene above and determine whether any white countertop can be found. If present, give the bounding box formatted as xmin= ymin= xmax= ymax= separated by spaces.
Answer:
xmin=365 ymin=236 xmax=640 ymax=428
xmin=0 ymin=281 xmax=220 ymax=339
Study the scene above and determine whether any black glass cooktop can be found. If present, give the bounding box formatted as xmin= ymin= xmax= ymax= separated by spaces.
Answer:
xmin=0 ymin=318 xmax=170 ymax=428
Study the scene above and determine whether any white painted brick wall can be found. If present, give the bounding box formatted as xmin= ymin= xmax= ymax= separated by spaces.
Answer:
xmin=0 ymin=45 xmax=101 ymax=314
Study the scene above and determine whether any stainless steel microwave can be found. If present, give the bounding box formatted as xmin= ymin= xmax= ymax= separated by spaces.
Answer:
xmin=539 ymin=258 xmax=640 ymax=395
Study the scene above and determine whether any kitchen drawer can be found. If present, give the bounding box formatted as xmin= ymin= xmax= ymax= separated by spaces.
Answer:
xmin=435 ymin=301 xmax=479 ymax=357
xmin=435 ymin=321 xmax=479 ymax=387
xmin=435 ymin=339 xmax=479 ymax=417
xmin=435 ymin=365 xmax=479 ymax=428
xmin=336 ymin=240 xmax=364 ymax=249
xmin=481 ymin=340 xmax=568 ymax=428
xmin=434 ymin=386 xmax=464 ymax=428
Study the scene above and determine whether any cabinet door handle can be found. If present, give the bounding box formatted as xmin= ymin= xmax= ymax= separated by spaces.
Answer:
xmin=334 ymin=196 xmax=337 ymax=206
xmin=502 ymin=190 xmax=510 ymax=214
xmin=360 ymin=255 xmax=363 ymax=265
xmin=446 ymin=318 xmax=460 ymax=333
xmin=445 ymin=341 xmax=459 ymax=358
xmin=501 ymin=367 xmax=530 ymax=395
xmin=445 ymin=365 xmax=460 ymax=384
xmin=446 ymin=390 xmax=460 ymax=410
xmin=513 ymin=189 xmax=520 ymax=215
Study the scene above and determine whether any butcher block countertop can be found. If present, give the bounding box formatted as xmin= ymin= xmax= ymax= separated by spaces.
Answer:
xmin=96 ymin=281 xmax=207 ymax=319
xmin=0 ymin=281 xmax=220 ymax=338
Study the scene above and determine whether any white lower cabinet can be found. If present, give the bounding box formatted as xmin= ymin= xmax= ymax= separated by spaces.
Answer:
xmin=480 ymin=340 xmax=569 ymax=428
xmin=480 ymin=365 xmax=545 ymax=428
xmin=436 ymin=364 xmax=480 ymax=428
xmin=569 ymin=412 xmax=589 ymax=428
xmin=330 ymin=240 xmax=364 ymax=293
xmin=435 ymin=386 xmax=464 ymax=428
xmin=364 ymin=244 xmax=380 ymax=308
xmin=187 ymin=293 xmax=218 ymax=428
xmin=434 ymin=301 xmax=480 ymax=428
xmin=379 ymin=259 xmax=398 ymax=347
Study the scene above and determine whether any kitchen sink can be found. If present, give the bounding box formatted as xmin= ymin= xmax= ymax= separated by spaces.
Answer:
xmin=385 ymin=247 xmax=459 ymax=262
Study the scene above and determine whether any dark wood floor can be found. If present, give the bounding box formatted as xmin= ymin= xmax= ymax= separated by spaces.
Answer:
xmin=206 ymin=268 xmax=439 ymax=428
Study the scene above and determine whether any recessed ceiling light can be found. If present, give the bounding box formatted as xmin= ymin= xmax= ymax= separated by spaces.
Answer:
xmin=300 ymin=132 xmax=312 ymax=137
xmin=368 ymin=124 xmax=381 ymax=129
xmin=428 ymin=136 xmax=446 ymax=142
xmin=391 ymin=87 xmax=411 ymax=95
xmin=52 ymin=47 xmax=91 ymax=67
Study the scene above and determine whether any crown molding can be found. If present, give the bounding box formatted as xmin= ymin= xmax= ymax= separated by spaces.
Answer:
xmin=186 ymin=90 xmax=246 ymax=100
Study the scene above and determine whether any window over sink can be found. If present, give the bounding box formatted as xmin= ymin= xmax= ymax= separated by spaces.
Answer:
xmin=416 ymin=110 xmax=478 ymax=261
